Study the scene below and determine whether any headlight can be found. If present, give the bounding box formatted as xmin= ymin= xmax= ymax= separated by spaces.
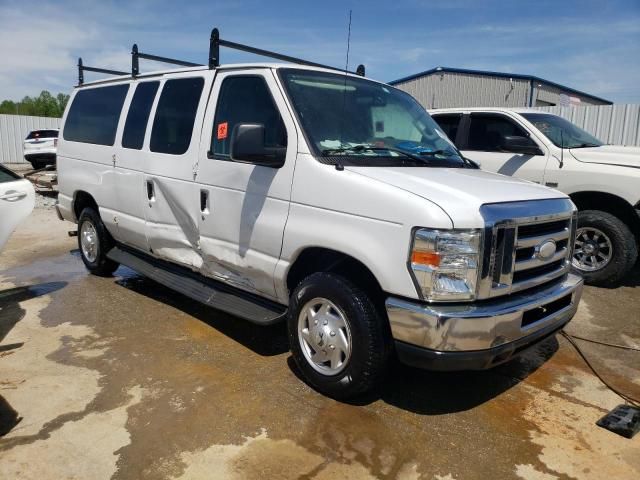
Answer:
xmin=409 ymin=228 xmax=482 ymax=301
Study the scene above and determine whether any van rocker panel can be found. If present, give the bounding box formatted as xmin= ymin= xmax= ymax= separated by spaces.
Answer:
xmin=107 ymin=246 xmax=286 ymax=324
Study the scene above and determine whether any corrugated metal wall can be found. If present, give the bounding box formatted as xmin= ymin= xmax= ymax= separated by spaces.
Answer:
xmin=533 ymin=104 xmax=640 ymax=146
xmin=396 ymin=72 xmax=531 ymax=109
xmin=395 ymin=72 xmax=606 ymax=108
xmin=0 ymin=114 xmax=60 ymax=164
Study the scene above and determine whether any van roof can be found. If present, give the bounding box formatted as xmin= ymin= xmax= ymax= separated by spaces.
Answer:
xmin=76 ymin=62 xmax=378 ymax=88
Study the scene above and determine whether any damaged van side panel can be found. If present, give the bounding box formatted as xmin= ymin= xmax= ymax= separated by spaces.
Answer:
xmin=140 ymin=73 xmax=212 ymax=270
xmin=194 ymin=69 xmax=298 ymax=300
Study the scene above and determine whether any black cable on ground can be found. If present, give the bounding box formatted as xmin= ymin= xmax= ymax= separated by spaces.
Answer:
xmin=566 ymin=333 xmax=640 ymax=352
xmin=560 ymin=330 xmax=640 ymax=408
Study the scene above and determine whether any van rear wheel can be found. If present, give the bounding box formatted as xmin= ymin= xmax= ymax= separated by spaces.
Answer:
xmin=288 ymin=272 xmax=390 ymax=399
xmin=77 ymin=208 xmax=119 ymax=276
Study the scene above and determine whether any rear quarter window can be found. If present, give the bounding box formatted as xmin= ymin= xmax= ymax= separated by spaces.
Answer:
xmin=63 ymin=84 xmax=129 ymax=146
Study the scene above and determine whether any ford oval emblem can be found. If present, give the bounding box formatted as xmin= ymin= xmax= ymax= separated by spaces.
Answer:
xmin=536 ymin=240 xmax=557 ymax=261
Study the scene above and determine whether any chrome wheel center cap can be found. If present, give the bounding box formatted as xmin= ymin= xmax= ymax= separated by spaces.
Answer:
xmin=297 ymin=298 xmax=352 ymax=375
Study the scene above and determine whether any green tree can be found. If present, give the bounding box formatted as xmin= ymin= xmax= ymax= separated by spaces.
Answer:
xmin=0 ymin=91 xmax=70 ymax=118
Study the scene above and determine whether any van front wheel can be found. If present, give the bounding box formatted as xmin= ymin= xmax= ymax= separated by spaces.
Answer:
xmin=288 ymin=272 xmax=390 ymax=399
xmin=77 ymin=208 xmax=119 ymax=276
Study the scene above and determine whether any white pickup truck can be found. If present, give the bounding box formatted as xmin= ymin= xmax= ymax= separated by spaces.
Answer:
xmin=431 ymin=108 xmax=640 ymax=286
xmin=55 ymin=36 xmax=584 ymax=398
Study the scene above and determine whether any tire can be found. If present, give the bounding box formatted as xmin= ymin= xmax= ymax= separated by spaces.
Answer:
xmin=288 ymin=272 xmax=391 ymax=399
xmin=29 ymin=160 xmax=43 ymax=170
xmin=571 ymin=210 xmax=637 ymax=286
xmin=77 ymin=207 xmax=119 ymax=276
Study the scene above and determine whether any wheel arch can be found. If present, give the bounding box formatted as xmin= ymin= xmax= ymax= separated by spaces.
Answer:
xmin=569 ymin=191 xmax=640 ymax=243
xmin=286 ymin=247 xmax=386 ymax=309
xmin=72 ymin=190 xmax=99 ymax=221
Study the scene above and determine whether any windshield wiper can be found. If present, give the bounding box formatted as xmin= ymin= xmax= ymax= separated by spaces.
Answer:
xmin=416 ymin=149 xmax=452 ymax=157
xmin=321 ymin=145 xmax=430 ymax=164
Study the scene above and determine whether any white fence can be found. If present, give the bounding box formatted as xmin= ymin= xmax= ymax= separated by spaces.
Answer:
xmin=0 ymin=114 xmax=60 ymax=164
xmin=533 ymin=104 xmax=640 ymax=147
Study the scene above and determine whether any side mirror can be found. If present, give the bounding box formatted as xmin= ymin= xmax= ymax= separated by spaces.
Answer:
xmin=500 ymin=135 xmax=543 ymax=156
xmin=230 ymin=123 xmax=286 ymax=168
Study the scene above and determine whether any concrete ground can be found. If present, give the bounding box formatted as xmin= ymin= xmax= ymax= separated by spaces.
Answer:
xmin=1 ymin=201 xmax=639 ymax=480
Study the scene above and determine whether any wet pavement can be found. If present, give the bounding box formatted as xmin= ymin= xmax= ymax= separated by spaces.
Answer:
xmin=1 ymin=205 xmax=639 ymax=479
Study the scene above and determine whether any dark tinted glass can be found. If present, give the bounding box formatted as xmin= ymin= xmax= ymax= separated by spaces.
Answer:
xmin=468 ymin=114 xmax=528 ymax=151
xmin=0 ymin=164 xmax=21 ymax=183
xmin=122 ymin=81 xmax=159 ymax=150
xmin=521 ymin=113 xmax=603 ymax=148
xmin=150 ymin=77 xmax=204 ymax=155
xmin=26 ymin=130 xmax=58 ymax=139
xmin=432 ymin=115 xmax=461 ymax=145
xmin=63 ymin=85 xmax=129 ymax=145
xmin=212 ymin=76 xmax=287 ymax=157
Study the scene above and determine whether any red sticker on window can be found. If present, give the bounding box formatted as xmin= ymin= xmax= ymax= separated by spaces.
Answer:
xmin=217 ymin=122 xmax=228 ymax=140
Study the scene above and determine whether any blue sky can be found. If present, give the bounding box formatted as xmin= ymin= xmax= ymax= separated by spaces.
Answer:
xmin=1 ymin=0 xmax=639 ymax=103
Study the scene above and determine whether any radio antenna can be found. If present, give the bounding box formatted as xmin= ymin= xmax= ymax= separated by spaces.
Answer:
xmin=338 ymin=10 xmax=353 ymax=155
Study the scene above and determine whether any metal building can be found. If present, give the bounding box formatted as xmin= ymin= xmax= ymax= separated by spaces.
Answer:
xmin=389 ymin=67 xmax=612 ymax=109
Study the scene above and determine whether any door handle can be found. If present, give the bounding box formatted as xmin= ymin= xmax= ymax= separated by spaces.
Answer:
xmin=200 ymin=189 xmax=209 ymax=214
xmin=146 ymin=180 xmax=155 ymax=201
xmin=0 ymin=190 xmax=27 ymax=202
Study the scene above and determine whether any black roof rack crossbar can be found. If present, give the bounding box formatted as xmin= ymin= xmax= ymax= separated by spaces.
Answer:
xmin=208 ymin=28 xmax=365 ymax=77
xmin=131 ymin=44 xmax=202 ymax=76
xmin=78 ymin=58 xmax=127 ymax=85
xmin=77 ymin=27 xmax=366 ymax=86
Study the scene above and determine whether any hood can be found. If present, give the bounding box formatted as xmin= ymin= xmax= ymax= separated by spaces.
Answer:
xmin=569 ymin=145 xmax=640 ymax=169
xmin=346 ymin=167 xmax=567 ymax=228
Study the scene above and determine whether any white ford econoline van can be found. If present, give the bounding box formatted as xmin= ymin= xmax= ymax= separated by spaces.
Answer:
xmin=56 ymin=31 xmax=583 ymax=398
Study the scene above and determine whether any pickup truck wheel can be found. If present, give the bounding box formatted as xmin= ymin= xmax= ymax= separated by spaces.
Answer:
xmin=288 ymin=272 xmax=390 ymax=399
xmin=77 ymin=208 xmax=119 ymax=276
xmin=571 ymin=210 xmax=637 ymax=286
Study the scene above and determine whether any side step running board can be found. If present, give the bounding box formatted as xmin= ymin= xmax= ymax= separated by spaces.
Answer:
xmin=107 ymin=246 xmax=286 ymax=325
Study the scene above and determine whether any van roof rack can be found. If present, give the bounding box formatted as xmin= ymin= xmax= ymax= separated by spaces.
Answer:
xmin=77 ymin=27 xmax=366 ymax=85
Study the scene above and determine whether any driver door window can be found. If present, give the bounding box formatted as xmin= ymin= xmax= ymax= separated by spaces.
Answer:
xmin=461 ymin=113 xmax=547 ymax=184
xmin=467 ymin=114 xmax=528 ymax=152
xmin=211 ymin=76 xmax=287 ymax=159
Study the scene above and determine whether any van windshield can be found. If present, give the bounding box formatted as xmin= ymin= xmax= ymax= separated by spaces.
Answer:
xmin=521 ymin=113 xmax=604 ymax=149
xmin=279 ymin=69 xmax=467 ymax=168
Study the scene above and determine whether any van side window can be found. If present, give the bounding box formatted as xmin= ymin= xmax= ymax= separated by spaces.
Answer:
xmin=467 ymin=114 xmax=528 ymax=152
xmin=122 ymin=81 xmax=159 ymax=150
xmin=211 ymin=76 xmax=287 ymax=158
xmin=63 ymin=84 xmax=129 ymax=145
xmin=150 ymin=77 xmax=204 ymax=155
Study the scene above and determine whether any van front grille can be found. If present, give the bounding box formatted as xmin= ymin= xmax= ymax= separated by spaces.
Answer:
xmin=479 ymin=200 xmax=577 ymax=299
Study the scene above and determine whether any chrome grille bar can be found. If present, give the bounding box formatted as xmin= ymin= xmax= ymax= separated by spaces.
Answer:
xmin=478 ymin=199 xmax=576 ymax=300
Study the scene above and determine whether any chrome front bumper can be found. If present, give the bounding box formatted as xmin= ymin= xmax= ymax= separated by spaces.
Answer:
xmin=386 ymin=274 xmax=583 ymax=370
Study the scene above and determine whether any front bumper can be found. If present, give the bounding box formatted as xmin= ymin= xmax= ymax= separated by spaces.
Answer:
xmin=386 ymin=274 xmax=583 ymax=371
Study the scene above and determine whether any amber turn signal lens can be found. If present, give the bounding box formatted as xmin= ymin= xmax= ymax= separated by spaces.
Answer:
xmin=411 ymin=251 xmax=440 ymax=267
